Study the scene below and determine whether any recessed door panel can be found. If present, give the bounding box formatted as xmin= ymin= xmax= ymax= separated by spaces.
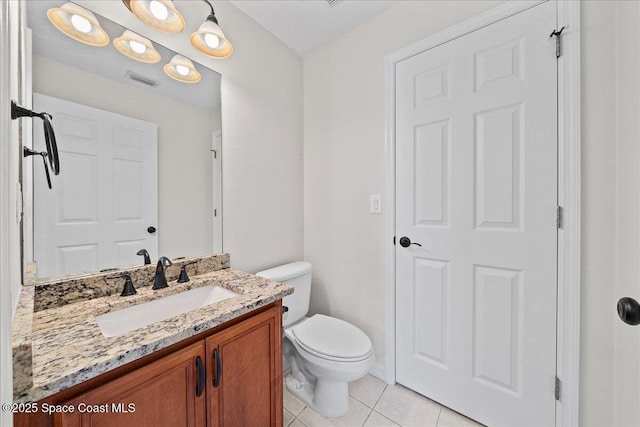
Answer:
xmin=113 ymin=125 xmax=144 ymax=149
xmin=58 ymin=114 xmax=97 ymax=141
xmin=474 ymin=104 xmax=523 ymax=230
xmin=472 ymin=265 xmax=522 ymax=394
xmin=414 ymin=64 xmax=450 ymax=107
xmin=113 ymin=158 xmax=144 ymax=222
xmin=58 ymin=152 xmax=98 ymax=224
xmin=474 ymin=38 xmax=524 ymax=91
xmin=57 ymin=244 xmax=98 ymax=274
xmin=414 ymin=120 xmax=450 ymax=227
xmin=413 ymin=258 xmax=449 ymax=368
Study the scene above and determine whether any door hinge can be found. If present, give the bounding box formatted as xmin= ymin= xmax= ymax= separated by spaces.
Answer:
xmin=550 ymin=26 xmax=565 ymax=58
xmin=214 ymin=209 xmax=217 ymax=217
xmin=555 ymin=376 xmax=561 ymax=401
xmin=556 ymin=206 xmax=563 ymax=229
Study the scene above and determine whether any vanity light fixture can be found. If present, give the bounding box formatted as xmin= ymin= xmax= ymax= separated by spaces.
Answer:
xmin=190 ymin=0 xmax=233 ymax=59
xmin=163 ymin=55 xmax=202 ymax=83
xmin=123 ymin=0 xmax=185 ymax=34
xmin=113 ymin=30 xmax=161 ymax=63
xmin=47 ymin=3 xmax=109 ymax=47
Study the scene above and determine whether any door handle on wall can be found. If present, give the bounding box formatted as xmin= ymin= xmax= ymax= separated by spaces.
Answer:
xmin=617 ymin=297 xmax=640 ymax=325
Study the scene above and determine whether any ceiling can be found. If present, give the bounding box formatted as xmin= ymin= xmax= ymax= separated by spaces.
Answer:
xmin=228 ymin=0 xmax=399 ymax=56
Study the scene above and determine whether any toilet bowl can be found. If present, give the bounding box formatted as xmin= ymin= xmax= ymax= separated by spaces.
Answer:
xmin=256 ymin=262 xmax=375 ymax=417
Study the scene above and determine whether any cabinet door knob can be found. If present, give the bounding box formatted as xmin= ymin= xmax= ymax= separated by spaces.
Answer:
xmin=213 ymin=348 xmax=221 ymax=388
xmin=196 ymin=356 xmax=204 ymax=397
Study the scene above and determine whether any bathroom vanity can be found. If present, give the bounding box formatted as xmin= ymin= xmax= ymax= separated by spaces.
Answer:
xmin=12 ymin=254 xmax=293 ymax=427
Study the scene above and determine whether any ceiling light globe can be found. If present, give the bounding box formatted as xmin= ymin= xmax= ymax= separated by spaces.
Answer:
xmin=176 ymin=65 xmax=190 ymax=76
xmin=129 ymin=40 xmax=146 ymax=54
xmin=204 ymin=33 xmax=220 ymax=49
xmin=70 ymin=14 xmax=92 ymax=33
xmin=149 ymin=0 xmax=169 ymax=21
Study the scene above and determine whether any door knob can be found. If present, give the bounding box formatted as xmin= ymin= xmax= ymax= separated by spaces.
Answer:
xmin=147 ymin=226 xmax=157 ymax=234
xmin=399 ymin=237 xmax=422 ymax=248
xmin=617 ymin=297 xmax=640 ymax=325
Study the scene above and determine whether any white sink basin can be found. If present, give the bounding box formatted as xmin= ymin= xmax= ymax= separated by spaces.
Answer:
xmin=95 ymin=285 xmax=237 ymax=337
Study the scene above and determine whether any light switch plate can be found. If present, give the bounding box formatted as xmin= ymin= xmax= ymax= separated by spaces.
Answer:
xmin=370 ymin=194 xmax=382 ymax=214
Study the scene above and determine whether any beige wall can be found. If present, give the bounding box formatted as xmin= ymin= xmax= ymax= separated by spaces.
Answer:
xmin=32 ymin=55 xmax=221 ymax=261
xmin=613 ymin=2 xmax=640 ymax=426
xmin=76 ymin=0 xmax=304 ymax=273
xmin=303 ymin=0 xmax=630 ymax=425
xmin=580 ymin=2 xmax=616 ymax=425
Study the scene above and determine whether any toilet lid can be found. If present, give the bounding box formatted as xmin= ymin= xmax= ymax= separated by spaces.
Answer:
xmin=291 ymin=314 xmax=372 ymax=360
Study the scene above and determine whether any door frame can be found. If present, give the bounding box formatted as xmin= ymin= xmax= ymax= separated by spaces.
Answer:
xmin=382 ymin=1 xmax=581 ymax=426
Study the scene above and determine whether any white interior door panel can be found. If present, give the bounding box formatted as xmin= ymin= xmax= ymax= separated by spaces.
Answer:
xmin=395 ymin=2 xmax=558 ymax=426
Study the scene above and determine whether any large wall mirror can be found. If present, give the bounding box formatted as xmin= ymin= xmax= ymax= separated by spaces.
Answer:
xmin=24 ymin=1 xmax=222 ymax=281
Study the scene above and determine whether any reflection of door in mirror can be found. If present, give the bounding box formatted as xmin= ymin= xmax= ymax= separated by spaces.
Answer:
xmin=33 ymin=93 xmax=158 ymax=277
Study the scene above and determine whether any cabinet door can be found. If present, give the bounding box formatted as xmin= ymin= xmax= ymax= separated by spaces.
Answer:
xmin=55 ymin=341 xmax=206 ymax=427
xmin=206 ymin=305 xmax=283 ymax=427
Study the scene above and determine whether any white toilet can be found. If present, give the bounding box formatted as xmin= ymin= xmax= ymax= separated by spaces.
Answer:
xmin=256 ymin=261 xmax=374 ymax=417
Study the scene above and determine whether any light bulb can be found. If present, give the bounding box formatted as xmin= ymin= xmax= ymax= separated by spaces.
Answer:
xmin=129 ymin=40 xmax=146 ymax=54
xmin=204 ymin=33 xmax=220 ymax=49
xmin=70 ymin=14 xmax=92 ymax=33
xmin=149 ymin=1 xmax=169 ymax=21
xmin=176 ymin=65 xmax=189 ymax=76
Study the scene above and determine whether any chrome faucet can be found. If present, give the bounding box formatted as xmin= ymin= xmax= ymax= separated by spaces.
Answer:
xmin=152 ymin=256 xmax=173 ymax=290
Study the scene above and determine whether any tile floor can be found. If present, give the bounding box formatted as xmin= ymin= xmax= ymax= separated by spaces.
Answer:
xmin=283 ymin=374 xmax=484 ymax=427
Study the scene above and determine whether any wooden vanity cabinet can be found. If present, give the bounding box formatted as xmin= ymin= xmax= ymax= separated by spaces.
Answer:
xmin=16 ymin=302 xmax=282 ymax=427
xmin=206 ymin=307 xmax=282 ymax=427
xmin=55 ymin=342 xmax=206 ymax=427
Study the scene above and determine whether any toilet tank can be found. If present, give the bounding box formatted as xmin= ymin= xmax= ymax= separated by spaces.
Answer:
xmin=255 ymin=261 xmax=312 ymax=327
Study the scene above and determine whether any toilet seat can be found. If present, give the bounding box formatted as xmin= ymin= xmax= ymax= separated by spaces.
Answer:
xmin=289 ymin=314 xmax=373 ymax=362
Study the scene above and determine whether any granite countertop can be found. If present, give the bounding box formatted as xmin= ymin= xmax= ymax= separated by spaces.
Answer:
xmin=12 ymin=268 xmax=293 ymax=403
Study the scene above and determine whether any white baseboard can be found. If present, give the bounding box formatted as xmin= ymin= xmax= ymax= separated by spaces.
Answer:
xmin=368 ymin=362 xmax=388 ymax=383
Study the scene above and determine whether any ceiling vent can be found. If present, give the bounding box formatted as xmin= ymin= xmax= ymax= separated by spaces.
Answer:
xmin=124 ymin=70 xmax=160 ymax=87
xmin=326 ymin=0 xmax=341 ymax=7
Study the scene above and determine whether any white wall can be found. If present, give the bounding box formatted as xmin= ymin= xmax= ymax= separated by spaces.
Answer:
xmin=75 ymin=0 xmax=304 ymax=273
xmin=32 ymin=55 xmax=221 ymax=261
xmin=580 ymin=2 xmax=616 ymax=425
xmin=303 ymin=0 xmax=629 ymax=425
xmin=613 ymin=2 xmax=640 ymax=426
xmin=303 ymin=0 xmax=502 ymax=377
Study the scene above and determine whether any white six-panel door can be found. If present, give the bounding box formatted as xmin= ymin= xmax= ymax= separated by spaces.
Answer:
xmin=33 ymin=93 xmax=158 ymax=277
xmin=395 ymin=2 xmax=557 ymax=426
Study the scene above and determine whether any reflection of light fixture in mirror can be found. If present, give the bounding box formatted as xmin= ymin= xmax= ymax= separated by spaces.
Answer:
xmin=123 ymin=0 xmax=185 ymax=34
xmin=113 ymin=31 xmax=161 ymax=63
xmin=47 ymin=3 xmax=109 ymax=47
xmin=190 ymin=0 xmax=233 ymax=58
xmin=163 ymin=55 xmax=202 ymax=83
